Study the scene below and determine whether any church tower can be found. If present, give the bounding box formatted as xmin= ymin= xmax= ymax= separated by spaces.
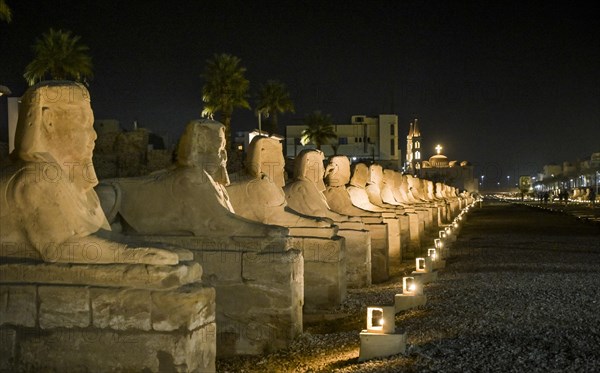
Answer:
xmin=405 ymin=118 xmax=422 ymax=175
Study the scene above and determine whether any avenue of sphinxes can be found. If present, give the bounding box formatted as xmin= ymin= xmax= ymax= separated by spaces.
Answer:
xmin=0 ymin=81 xmax=472 ymax=372
xmin=97 ymin=120 xmax=304 ymax=356
xmin=226 ymin=138 xmax=349 ymax=307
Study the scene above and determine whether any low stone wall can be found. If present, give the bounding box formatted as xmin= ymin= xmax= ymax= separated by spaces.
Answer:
xmin=0 ymin=262 xmax=215 ymax=372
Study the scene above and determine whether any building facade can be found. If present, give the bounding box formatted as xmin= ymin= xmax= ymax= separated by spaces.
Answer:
xmin=285 ymin=114 xmax=401 ymax=168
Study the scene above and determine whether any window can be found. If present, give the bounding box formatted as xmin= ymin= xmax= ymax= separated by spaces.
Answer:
xmin=339 ymin=137 xmax=348 ymax=144
xmin=415 ymin=141 xmax=420 ymax=148
xmin=415 ymin=151 xmax=421 ymax=160
xmin=390 ymin=139 xmax=395 ymax=155
xmin=390 ymin=124 xmax=395 ymax=135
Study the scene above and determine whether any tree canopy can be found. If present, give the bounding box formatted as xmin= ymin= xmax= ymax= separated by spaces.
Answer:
xmin=255 ymin=80 xmax=295 ymax=135
xmin=23 ymin=28 xmax=93 ymax=86
xmin=201 ymin=53 xmax=250 ymax=149
xmin=300 ymin=111 xmax=337 ymax=150
xmin=0 ymin=0 xmax=12 ymax=23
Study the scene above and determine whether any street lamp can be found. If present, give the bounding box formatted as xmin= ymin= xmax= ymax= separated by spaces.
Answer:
xmin=257 ymin=109 xmax=269 ymax=135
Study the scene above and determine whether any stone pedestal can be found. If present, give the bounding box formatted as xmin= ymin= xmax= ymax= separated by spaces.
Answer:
xmin=338 ymin=227 xmax=372 ymax=288
xmin=360 ymin=219 xmax=389 ymax=284
xmin=128 ymin=235 xmax=304 ymax=356
xmin=406 ymin=213 xmax=421 ymax=258
xmin=382 ymin=214 xmax=401 ymax=266
xmin=394 ymin=294 xmax=427 ymax=313
xmin=290 ymin=236 xmax=346 ymax=311
xmin=0 ymin=262 xmax=215 ymax=372
xmin=358 ymin=330 xmax=407 ymax=362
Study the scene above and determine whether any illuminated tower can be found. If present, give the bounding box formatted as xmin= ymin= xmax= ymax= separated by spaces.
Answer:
xmin=405 ymin=118 xmax=422 ymax=174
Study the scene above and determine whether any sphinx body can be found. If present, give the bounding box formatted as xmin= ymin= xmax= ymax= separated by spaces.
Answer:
xmin=103 ymin=121 xmax=287 ymax=239
xmin=284 ymin=149 xmax=357 ymax=223
xmin=0 ymin=81 xmax=177 ymax=265
xmin=226 ymin=136 xmax=334 ymax=233
xmin=323 ymin=156 xmax=380 ymax=218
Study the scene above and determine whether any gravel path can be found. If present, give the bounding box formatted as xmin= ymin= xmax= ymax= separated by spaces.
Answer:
xmin=217 ymin=200 xmax=600 ymax=372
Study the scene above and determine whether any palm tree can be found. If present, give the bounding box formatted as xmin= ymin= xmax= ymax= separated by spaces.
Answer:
xmin=300 ymin=111 xmax=337 ymax=150
xmin=0 ymin=0 xmax=12 ymax=23
xmin=255 ymin=80 xmax=295 ymax=135
xmin=23 ymin=28 xmax=93 ymax=86
xmin=201 ymin=53 xmax=250 ymax=149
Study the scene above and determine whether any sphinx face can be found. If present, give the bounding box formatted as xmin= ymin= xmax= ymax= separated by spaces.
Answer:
xmin=258 ymin=139 xmax=286 ymax=188
xmin=368 ymin=164 xmax=383 ymax=187
xmin=301 ymin=151 xmax=326 ymax=191
xmin=350 ymin=163 xmax=368 ymax=188
xmin=400 ymin=175 xmax=410 ymax=193
xmin=203 ymin=126 xmax=230 ymax=185
xmin=325 ymin=156 xmax=350 ymax=187
xmin=383 ymin=169 xmax=395 ymax=187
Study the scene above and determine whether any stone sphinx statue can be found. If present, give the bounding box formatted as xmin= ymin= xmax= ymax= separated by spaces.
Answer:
xmin=284 ymin=149 xmax=357 ymax=222
xmin=366 ymin=164 xmax=404 ymax=209
xmin=0 ymin=81 xmax=178 ymax=265
xmin=102 ymin=120 xmax=287 ymax=238
xmin=226 ymin=136 xmax=333 ymax=231
xmin=226 ymin=136 xmax=346 ymax=309
xmin=346 ymin=163 xmax=393 ymax=213
xmin=323 ymin=156 xmax=380 ymax=218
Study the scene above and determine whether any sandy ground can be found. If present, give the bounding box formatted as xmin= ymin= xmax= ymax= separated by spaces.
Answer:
xmin=216 ymin=200 xmax=600 ymax=372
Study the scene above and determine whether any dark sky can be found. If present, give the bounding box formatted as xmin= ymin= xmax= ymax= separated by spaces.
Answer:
xmin=1 ymin=0 xmax=599 ymax=180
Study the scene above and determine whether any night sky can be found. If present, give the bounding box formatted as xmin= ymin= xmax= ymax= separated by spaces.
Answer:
xmin=1 ymin=1 xmax=598 ymax=181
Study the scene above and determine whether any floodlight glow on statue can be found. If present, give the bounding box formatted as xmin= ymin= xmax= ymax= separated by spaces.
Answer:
xmin=0 ymin=81 xmax=178 ymax=264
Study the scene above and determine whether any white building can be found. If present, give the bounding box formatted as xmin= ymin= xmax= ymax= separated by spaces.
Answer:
xmin=285 ymin=114 xmax=401 ymax=168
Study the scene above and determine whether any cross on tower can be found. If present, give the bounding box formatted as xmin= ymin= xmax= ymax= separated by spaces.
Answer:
xmin=435 ymin=144 xmax=442 ymax=155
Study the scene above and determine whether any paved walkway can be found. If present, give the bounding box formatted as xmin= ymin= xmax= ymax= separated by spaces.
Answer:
xmin=406 ymin=199 xmax=600 ymax=372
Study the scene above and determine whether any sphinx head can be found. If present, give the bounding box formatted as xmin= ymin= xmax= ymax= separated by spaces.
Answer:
xmin=177 ymin=118 xmax=230 ymax=185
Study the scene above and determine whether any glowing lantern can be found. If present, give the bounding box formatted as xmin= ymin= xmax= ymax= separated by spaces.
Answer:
xmin=403 ymin=276 xmax=416 ymax=294
xmin=365 ymin=306 xmax=395 ymax=334
xmin=428 ymin=248 xmax=437 ymax=260
xmin=367 ymin=307 xmax=384 ymax=331
xmin=415 ymin=257 xmax=426 ymax=272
